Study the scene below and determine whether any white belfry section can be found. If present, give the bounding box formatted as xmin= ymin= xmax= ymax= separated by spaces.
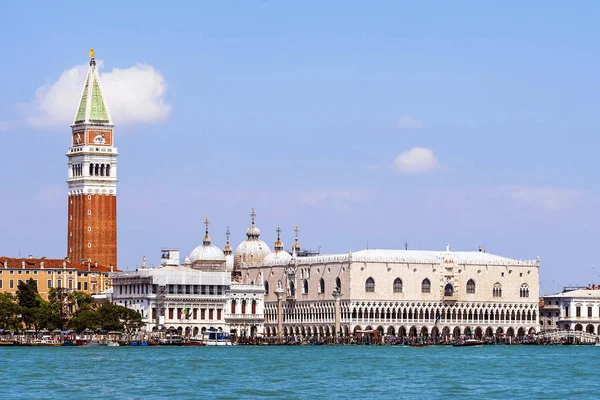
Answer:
xmin=67 ymin=50 xmax=118 ymax=197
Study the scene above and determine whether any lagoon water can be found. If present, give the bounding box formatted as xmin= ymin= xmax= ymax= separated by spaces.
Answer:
xmin=1 ymin=345 xmax=598 ymax=399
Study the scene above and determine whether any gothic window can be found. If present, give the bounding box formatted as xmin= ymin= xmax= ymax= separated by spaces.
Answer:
xmin=393 ymin=278 xmax=403 ymax=293
xmin=365 ymin=277 xmax=375 ymax=292
xmin=89 ymin=164 xmax=93 ymax=176
xmin=319 ymin=278 xmax=325 ymax=294
xmin=493 ymin=283 xmax=502 ymax=298
xmin=100 ymin=164 xmax=105 ymax=176
xmin=106 ymin=164 xmax=111 ymax=177
xmin=520 ymin=284 xmax=529 ymax=298
xmin=264 ymin=280 xmax=269 ymax=295
xmin=241 ymin=300 xmax=246 ymax=314
xmin=290 ymin=281 xmax=296 ymax=296
xmin=444 ymin=284 xmax=454 ymax=296
xmin=251 ymin=300 xmax=257 ymax=314
xmin=303 ymin=279 xmax=309 ymax=294
xmin=336 ymin=277 xmax=341 ymax=292
xmin=466 ymin=279 xmax=476 ymax=294
xmin=421 ymin=278 xmax=431 ymax=294
xmin=95 ymin=164 xmax=99 ymax=176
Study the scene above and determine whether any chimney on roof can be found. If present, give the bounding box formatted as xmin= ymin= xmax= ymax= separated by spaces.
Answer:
xmin=95 ymin=262 xmax=98 ymax=269
xmin=110 ymin=264 xmax=113 ymax=272
xmin=62 ymin=260 xmax=66 ymax=269
xmin=65 ymin=257 xmax=70 ymax=263
xmin=3 ymin=260 xmax=7 ymax=269
xmin=28 ymin=254 xmax=33 ymax=259
xmin=40 ymin=260 xmax=44 ymax=269
xmin=21 ymin=261 xmax=25 ymax=269
xmin=88 ymin=261 xmax=91 ymax=271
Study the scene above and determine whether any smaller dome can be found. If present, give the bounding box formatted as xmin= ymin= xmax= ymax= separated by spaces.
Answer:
xmin=234 ymin=208 xmax=271 ymax=264
xmin=189 ymin=244 xmax=225 ymax=262
xmin=246 ymin=225 xmax=261 ymax=238
xmin=292 ymin=225 xmax=301 ymax=252
xmin=188 ymin=216 xmax=226 ymax=262
xmin=264 ymin=226 xmax=291 ymax=264
xmin=264 ymin=249 xmax=292 ymax=264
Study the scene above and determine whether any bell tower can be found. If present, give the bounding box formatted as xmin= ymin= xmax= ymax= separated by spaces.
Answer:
xmin=67 ymin=49 xmax=118 ymax=269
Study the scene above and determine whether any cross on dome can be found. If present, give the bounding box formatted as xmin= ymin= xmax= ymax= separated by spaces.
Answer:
xmin=251 ymin=208 xmax=256 ymax=225
xmin=273 ymin=226 xmax=284 ymax=251
xmin=292 ymin=225 xmax=301 ymax=252
xmin=203 ymin=216 xmax=212 ymax=245
xmin=225 ymin=227 xmax=231 ymax=244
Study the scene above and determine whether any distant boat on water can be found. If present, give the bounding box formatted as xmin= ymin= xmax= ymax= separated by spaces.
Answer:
xmin=452 ymin=339 xmax=483 ymax=347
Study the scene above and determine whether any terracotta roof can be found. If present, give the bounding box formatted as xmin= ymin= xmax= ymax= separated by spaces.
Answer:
xmin=0 ymin=256 xmax=119 ymax=273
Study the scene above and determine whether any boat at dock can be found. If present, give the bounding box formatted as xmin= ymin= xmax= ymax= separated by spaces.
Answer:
xmin=452 ymin=339 xmax=483 ymax=347
xmin=203 ymin=330 xmax=233 ymax=346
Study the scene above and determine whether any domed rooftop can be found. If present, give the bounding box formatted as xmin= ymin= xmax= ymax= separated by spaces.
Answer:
xmin=235 ymin=208 xmax=271 ymax=263
xmin=264 ymin=226 xmax=292 ymax=264
xmin=189 ymin=217 xmax=225 ymax=263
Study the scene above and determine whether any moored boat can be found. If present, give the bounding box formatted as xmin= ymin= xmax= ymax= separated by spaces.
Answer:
xmin=452 ymin=339 xmax=483 ymax=347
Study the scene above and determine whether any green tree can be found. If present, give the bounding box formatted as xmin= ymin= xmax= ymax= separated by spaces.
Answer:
xmin=67 ymin=291 xmax=93 ymax=312
xmin=97 ymin=303 xmax=142 ymax=332
xmin=68 ymin=310 xmax=100 ymax=333
xmin=17 ymin=279 xmax=40 ymax=328
xmin=0 ymin=293 xmax=21 ymax=330
xmin=17 ymin=279 xmax=39 ymax=308
xmin=32 ymin=300 xmax=62 ymax=331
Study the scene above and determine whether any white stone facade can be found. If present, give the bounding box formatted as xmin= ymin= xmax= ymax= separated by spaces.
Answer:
xmin=110 ymin=265 xmax=264 ymax=337
xmin=242 ymin=248 xmax=540 ymax=339
xmin=541 ymin=288 xmax=600 ymax=334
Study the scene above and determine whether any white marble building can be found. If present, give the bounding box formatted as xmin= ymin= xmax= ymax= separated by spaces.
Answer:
xmin=241 ymin=245 xmax=540 ymax=340
xmin=540 ymin=287 xmax=600 ymax=334
xmin=110 ymin=219 xmax=264 ymax=337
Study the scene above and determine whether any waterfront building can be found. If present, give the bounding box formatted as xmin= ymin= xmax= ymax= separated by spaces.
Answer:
xmin=0 ymin=256 xmax=113 ymax=300
xmin=110 ymin=220 xmax=264 ymax=337
xmin=67 ymin=48 xmax=118 ymax=270
xmin=540 ymin=286 xmax=600 ymax=334
xmin=241 ymin=243 xmax=541 ymax=340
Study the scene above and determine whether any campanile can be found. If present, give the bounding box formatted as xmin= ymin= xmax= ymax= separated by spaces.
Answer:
xmin=67 ymin=49 xmax=118 ymax=269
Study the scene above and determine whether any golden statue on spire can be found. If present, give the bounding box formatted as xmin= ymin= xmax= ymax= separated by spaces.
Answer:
xmin=89 ymin=48 xmax=95 ymax=59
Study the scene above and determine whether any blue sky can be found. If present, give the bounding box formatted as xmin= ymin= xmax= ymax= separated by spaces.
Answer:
xmin=1 ymin=1 xmax=599 ymax=295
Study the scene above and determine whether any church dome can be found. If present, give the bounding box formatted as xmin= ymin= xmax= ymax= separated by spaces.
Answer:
xmin=264 ymin=227 xmax=292 ymax=264
xmin=189 ymin=217 xmax=225 ymax=263
xmin=234 ymin=208 xmax=271 ymax=263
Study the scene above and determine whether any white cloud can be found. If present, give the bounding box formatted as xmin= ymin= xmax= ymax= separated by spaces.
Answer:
xmin=398 ymin=115 xmax=422 ymax=129
xmin=505 ymin=186 xmax=584 ymax=212
xmin=393 ymin=147 xmax=438 ymax=174
xmin=26 ymin=61 xmax=170 ymax=127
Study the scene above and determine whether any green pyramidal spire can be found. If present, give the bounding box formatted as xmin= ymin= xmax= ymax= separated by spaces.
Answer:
xmin=72 ymin=49 xmax=113 ymax=126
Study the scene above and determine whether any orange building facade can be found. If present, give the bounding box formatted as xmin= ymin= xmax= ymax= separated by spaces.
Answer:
xmin=0 ymin=256 xmax=113 ymax=300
